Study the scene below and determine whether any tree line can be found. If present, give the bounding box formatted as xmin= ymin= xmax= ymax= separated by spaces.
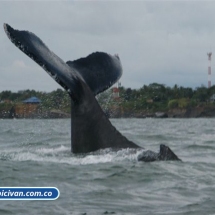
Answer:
xmin=0 ymin=89 xmax=71 ymax=113
xmin=97 ymin=83 xmax=215 ymax=113
xmin=1 ymin=83 xmax=215 ymax=114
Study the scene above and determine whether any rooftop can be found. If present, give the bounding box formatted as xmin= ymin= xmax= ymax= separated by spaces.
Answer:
xmin=23 ymin=97 xmax=41 ymax=104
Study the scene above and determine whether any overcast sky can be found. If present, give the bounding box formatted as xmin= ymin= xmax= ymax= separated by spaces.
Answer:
xmin=1 ymin=1 xmax=215 ymax=92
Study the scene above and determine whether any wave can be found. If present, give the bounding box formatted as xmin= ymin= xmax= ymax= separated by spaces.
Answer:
xmin=0 ymin=146 xmax=145 ymax=165
xmin=185 ymin=140 xmax=215 ymax=149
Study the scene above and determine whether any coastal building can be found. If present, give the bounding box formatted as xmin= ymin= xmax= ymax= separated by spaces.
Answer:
xmin=23 ymin=97 xmax=41 ymax=104
xmin=14 ymin=97 xmax=42 ymax=118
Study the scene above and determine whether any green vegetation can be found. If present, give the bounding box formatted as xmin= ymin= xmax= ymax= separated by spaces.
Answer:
xmin=0 ymin=89 xmax=71 ymax=113
xmin=97 ymin=83 xmax=215 ymax=114
xmin=1 ymin=83 xmax=215 ymax=118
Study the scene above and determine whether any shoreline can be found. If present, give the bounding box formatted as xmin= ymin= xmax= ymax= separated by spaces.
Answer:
xmin=1 ymin=109 xmax=215 ymax=119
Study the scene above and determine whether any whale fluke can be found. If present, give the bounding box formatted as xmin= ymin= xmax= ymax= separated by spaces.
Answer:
xmin=66 ymin=52 xmax=122 ymax=96
xmin=3 ymin=23 xmax=181 ymax=161
xmin=4 ymin=23 xmax=140 ymax=153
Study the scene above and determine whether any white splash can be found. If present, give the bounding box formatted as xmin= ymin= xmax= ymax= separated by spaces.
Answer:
xmin=0 ymin=146 xmax=145 ymax=166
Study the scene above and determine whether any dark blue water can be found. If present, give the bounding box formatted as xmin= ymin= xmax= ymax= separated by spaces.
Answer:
xmin=0 ymin=118 xmax=215 ymax=215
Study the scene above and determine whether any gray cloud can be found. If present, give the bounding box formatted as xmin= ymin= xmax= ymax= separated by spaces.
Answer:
xmin=1 ymin=1 xmax=215 ymax=92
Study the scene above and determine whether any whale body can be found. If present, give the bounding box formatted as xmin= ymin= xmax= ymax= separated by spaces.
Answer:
xmin=3 ymin=23 xmax=180 ymax=162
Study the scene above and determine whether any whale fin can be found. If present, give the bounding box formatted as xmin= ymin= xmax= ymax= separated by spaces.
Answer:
xmin=138 ymin=144 xmax=181 ymax=162
xmin=158 ymin=144 xmax=181 ymax=161
xmin=67 ymin=52 xmax=122 ymax=95
xmin=4 ymin=23 xmax=140 ymax=153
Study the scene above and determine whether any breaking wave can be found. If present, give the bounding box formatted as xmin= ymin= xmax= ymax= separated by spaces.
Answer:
xmin=0 ymin=145 xmax=145 ymax=165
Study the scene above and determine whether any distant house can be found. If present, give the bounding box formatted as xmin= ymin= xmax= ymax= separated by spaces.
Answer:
xmin=13 ymin=96 xmax=42 ymax=118
xmin=23 ymin=97 xmax=41 ymax=104
xmin=210 ymin=94 xmax=215 ymax=102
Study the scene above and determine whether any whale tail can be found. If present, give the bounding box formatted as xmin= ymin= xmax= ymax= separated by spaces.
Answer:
xmin=4 ymin=23 xmax=140 ymax=153
xmin=4 ymin=23 xmax=181 ymax=161
xmin=3 ymin=24 xmax=121 ymax=99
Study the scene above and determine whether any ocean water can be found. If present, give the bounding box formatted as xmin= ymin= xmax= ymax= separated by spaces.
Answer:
xmin=0 ymin=118 xmax=215 ymax=215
